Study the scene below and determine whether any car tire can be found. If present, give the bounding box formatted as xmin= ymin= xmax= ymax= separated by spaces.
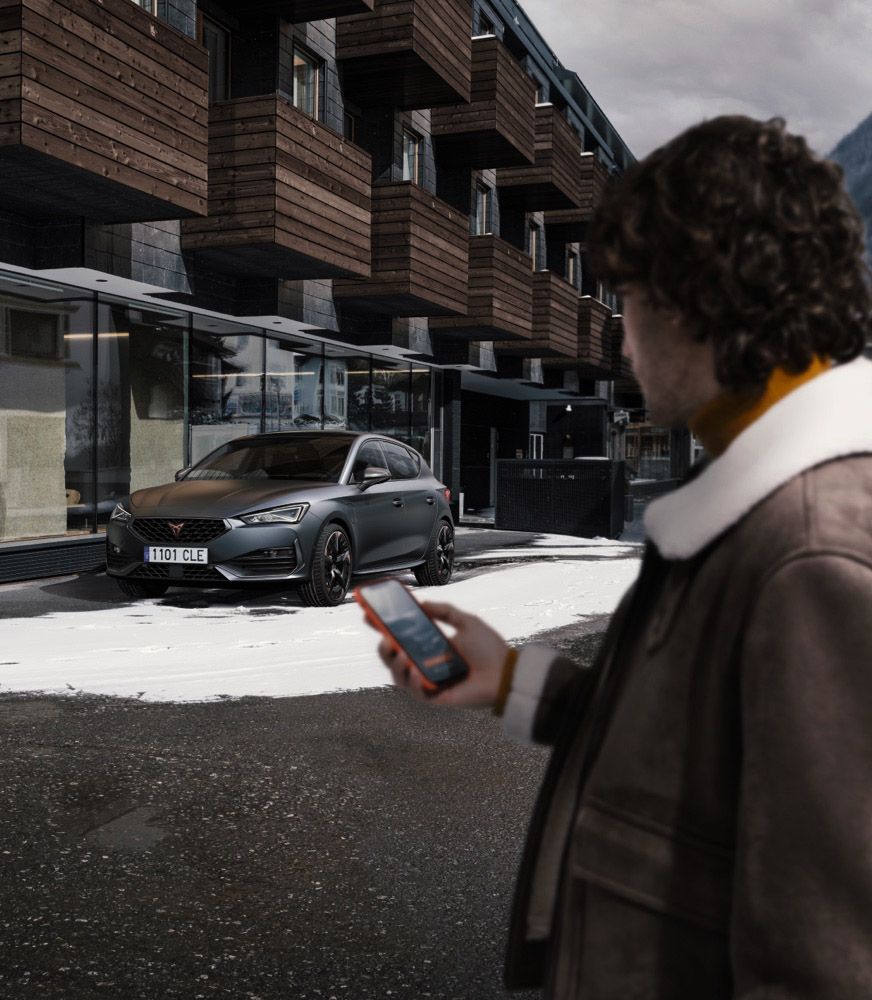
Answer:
xmin=300 ymin=523 xmax=353 ymax=607
xmin=115 ymin=577 xmax=170 ymax=599
xmin=413 ymin=519 xmax=455 ymax=587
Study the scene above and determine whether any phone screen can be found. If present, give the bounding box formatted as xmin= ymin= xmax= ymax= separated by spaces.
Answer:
xmin=358 ymin=580 xmax=468 ymax=686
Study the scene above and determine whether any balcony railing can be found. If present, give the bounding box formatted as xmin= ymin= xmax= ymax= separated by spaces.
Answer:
xmin=181 ymin=95 xmax=371 ymax=280
xmin=0 ymin=0 xmax=208 ymax=222
xmin=496 ymin=104 xmax=583 ymax=211
xmin=333 ymin=181 xmax=468 ymax=316
xmin=430 ymin=36 xmax=535 ymax=169
xmin=249 ymin=0 xmax=374 ymax=19
xmin=429 ymin=235 xmax=533 ymax=340
xmin=576 ymin=296 xmax=614 ymax=377
xmin=336 ymin=0 xmax=472 ymax=109
xmin=494 ymin=271 xmax=578 ymax=357
xmin=544 ymin=153 xmax=612 ymax=241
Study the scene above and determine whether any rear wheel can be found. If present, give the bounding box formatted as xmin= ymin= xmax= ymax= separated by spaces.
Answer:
xmin=414 ymin=520 xmax=455 ymax=586
xmin=300 ymin=523 xmax=353 ymax=607
xmin=115 ymin=577 xmax=169 ymax=599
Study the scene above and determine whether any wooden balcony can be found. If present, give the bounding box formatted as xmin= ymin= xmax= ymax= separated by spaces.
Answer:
xmin=576 ymin=296 xmax=614 ymax=377
xmin=335 ymin=0 xmax=472 ymax=109
xmin=429 ymin=235 xmax=533 ymax=339
xmin=610 ymin=312 xmax=640 ymax=384
xmin=430 ymin=36 xmax=535 ymax=169
xmin=0 ymin=0 xmax=208 ymax=223
xmin=181 ymin=95 xmax=371 ymax=280
xmin=494 ymin=271 xmax=577 ymax=357
xmin=333 ymin=181 xmax=468 ymax=316
xmin=544 ymin=153 xmax=611 ymax=241
xmin=496 ymin=104 xmax=583 ymax=211
xmin=249 ymin=0 xmax=374 ymax=19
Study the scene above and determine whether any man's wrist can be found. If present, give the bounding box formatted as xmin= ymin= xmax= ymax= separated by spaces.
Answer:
xmin=493 ymin=647 xmax=519 ymax=717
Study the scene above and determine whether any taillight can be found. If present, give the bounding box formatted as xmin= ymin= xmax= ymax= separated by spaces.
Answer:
xmin=443 ymin=487 xmax=451 ymax=502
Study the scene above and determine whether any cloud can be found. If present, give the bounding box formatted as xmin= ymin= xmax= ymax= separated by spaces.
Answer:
xmin=520 ymin=0 xmax=872 ymax=157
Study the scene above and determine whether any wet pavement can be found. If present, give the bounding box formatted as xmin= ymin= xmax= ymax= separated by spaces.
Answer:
xmin=0 ymin=528 xmax=629 ymax=999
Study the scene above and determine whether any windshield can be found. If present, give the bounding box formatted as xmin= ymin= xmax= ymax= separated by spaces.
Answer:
xmin=185 ymin=436 xmax=353 ymax=482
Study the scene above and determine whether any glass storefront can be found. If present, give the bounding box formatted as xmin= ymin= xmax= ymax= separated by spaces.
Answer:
xmin=0 ymin=270 xmax=437 ymax=546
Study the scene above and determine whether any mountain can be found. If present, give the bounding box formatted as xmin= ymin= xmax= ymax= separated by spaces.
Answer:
xmin=830 ymin=111 xmax=872 ymax=262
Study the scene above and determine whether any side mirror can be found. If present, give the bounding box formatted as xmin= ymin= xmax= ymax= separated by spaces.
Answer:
xmin=359 ymin=466 xmax=390 ymax=490
xmin=174 ymin=468 xmax=191 ymax=481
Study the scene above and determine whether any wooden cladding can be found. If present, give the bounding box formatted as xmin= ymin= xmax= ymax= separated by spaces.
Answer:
xmin=336 ymin=0 xmax=472 ymax=109
xmin=430 ymin=235 xmax=533 ymax=340
xmin=610 ymin=313 xmax=638 ymax=385
xmin=496 ymin=104 xmax=583 ymax=211
xmin=495 ymin=271 xmax=578 ymax=357
xmin=180 ymin=95 xmax=372 ymax=281
xmin=0 ymin=0 xmax=208 ymax=223
xmin=334 ymin=181 xmax=468 ymax=316
xmin=249 ymin=0 xmax=374 ymax=20
xmin=430 ymin=36 xmax=535 ymax=169
xmin=544 ymin=153 xmax=611 ymax=240
xmin=576 ymin=296 xmax=614 ymax=377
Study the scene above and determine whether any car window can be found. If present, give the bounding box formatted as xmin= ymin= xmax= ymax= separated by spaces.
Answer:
xmin=186 ymin=436 xmax=352 ymax=482
xmin=381 ymin=442 xmax=420 ymax=480
xmin=349 ymin=441 xmax=388 ymax=484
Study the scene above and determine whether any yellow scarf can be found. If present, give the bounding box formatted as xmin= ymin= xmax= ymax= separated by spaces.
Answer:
xmin=689 ymin=356 xmax=831 ymax=458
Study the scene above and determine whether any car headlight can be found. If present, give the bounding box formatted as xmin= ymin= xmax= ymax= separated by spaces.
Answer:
xmin=240 ymin=503 xmax=309 ymax=525
xmin=110 ymin=503 xmax=132 ymax=523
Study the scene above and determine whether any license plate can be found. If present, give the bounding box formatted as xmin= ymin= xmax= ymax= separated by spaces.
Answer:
xmin=144 ymin=546 xmax=208 ymax=565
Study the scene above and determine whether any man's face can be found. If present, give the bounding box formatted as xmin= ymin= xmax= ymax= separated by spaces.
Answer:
xmin=619 ymin=285 xmax=721 ymax=426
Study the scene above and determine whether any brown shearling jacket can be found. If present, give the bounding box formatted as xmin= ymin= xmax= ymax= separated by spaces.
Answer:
xmin=502 ymin=357 xmax=872 ymax=998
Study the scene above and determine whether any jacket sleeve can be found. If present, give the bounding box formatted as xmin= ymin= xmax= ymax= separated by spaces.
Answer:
xmin=732 ymin=552 xmax=872 ymax=998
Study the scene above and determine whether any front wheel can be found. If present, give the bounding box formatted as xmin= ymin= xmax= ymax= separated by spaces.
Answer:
xmin=413 ymin=520 xmax=455 ymax=587
xmin=300 ymin=523 xmax=353 ymax=607
xmin=115 ymin=577 xmax=169 ymax=599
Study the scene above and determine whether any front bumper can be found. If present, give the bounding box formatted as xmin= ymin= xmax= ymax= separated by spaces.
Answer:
xmin=106 ymin=516 xmax=312 ymax=586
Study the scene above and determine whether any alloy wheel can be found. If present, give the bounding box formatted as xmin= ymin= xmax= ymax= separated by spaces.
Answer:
xmin=436 ymin=523 xmax=455 ymax=582
xmin=324 ymin=529 xmax=352 ymax=601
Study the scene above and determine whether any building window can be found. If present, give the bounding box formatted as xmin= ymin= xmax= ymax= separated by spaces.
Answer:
xmin=474 ymin=183 xmax=492 ymax=236
xmin=343 ymin=110 xmax=359 ymax=143
xmin=128 ymin=0 xmax=156 ymax=13
xmin=200 ymin=15 xmax=231 ymax=104
xmin=293 ymin=47 xmax=321 ymax=120
xmin=476 ymin=11 xmax=495 ymax=35
xmin=402 ymin=128 xmax=423 ymax=185
xmin=533 ymin=79 xmax=548 ymax=104
xmin=567 ymin=249 xmax=581 ymax=290
xmin=528 ymin=221 xmax=542 ymax=270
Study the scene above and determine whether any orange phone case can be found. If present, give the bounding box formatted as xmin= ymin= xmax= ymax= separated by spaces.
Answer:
xmin=354 ymin=581 xmax=464 ymax=693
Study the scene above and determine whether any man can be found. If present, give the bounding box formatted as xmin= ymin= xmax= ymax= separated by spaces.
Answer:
xmin=371 ymin=116 xmax=872 ymax=997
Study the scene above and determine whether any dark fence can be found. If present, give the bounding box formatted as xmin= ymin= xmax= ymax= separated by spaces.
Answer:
xmin=495 ymin=459 xmax=625 ymax=538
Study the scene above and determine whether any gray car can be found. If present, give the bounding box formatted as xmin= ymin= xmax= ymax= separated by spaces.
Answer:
xmin=105 ymin=431 xmax=455 ymax=606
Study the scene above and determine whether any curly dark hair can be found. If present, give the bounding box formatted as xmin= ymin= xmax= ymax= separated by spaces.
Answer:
xmin=589 ymin=115 xmax=872 ymax=393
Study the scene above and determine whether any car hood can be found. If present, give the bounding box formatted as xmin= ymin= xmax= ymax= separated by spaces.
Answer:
xmin=129 ymin=479 xmax=336 ymax=518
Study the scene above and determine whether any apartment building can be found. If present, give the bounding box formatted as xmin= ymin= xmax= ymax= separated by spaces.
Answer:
xmin=0 ymin=0 xmax=638 ymax=580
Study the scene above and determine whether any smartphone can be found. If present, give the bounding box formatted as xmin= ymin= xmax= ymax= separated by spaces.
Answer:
xmin=355 ymin=579 xmax=469 ymax=692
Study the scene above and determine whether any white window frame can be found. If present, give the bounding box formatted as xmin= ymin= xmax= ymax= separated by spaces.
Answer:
xmin=402 ymin=128 xmax=423 ymax=185
xmin=474 ymin=183 xmax=492 ymax=236
xmin=292 ymin=46 xmax=321 ymax=120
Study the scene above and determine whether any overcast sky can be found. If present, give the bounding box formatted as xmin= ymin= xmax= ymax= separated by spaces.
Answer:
xmin=520 ymin=0 xmax=872 ymax=159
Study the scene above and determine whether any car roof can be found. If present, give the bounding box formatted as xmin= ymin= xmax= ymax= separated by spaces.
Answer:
xmin=228 ymin=430 xmax=418 ymax=449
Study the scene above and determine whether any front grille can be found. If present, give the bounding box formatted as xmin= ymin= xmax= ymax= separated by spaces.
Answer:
xmin=128 ymin=564 xmax=225 ymax=583
xmin=106 ymin=548 xmax=128 ymax=570
xmin=131 ymin=518 xmax=227 ymax=544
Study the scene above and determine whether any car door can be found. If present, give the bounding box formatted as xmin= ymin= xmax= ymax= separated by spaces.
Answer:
xmin=343 ymin=439 xmax=404 ymax=570
xmin=379 ymin=441 xmax=437 ymax=562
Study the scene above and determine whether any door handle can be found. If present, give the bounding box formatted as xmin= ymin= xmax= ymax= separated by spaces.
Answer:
xmin=425 ymin=497 xmax=435 ymax=505
xmin=392 ymin=498 xmax=404 ymax=507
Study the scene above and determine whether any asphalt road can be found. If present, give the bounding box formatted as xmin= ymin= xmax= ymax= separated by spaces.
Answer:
xmin=0 ymin=529 xmax=616 ymax=1000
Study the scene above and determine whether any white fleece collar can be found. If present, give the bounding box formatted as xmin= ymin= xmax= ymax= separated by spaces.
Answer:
xmin=644 ymin=356 xmax=872 ymax=559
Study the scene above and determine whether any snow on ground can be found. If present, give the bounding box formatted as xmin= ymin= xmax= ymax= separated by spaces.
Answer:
xmin=464 ymin=532 xmax=640 ymax=561
xmin=0 ymin=551 xmax=641 ymax=703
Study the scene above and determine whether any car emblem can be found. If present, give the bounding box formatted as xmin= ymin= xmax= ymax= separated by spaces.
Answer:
xmin=168 ymin=522 xmax=185 ymax=539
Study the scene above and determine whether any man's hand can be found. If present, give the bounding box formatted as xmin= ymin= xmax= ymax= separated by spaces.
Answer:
xmin=372 ymin=600 xmax=510 ymax=708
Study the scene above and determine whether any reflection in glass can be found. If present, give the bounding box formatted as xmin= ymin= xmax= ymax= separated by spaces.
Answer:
xmin=97 ymin=301 xmax=187 ymax=518
xmin=410 ymin=367 xmax=432 ymax=462
xmin=190 ymin=327 xmax=264 ymax=465
xmin=325 ymin=355 xmax=370 ymax=432
xmin=266 ymin=339 xmax=323 ymax=432
xmin=371 ymin=362 xmax=410 ymax=441
xmin=0 ymin=286 xmax=94 ymax=540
